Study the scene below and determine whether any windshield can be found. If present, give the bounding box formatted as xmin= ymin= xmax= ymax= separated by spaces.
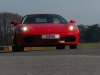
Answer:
xmin=21 ymin=14 xmax=68 ymax=24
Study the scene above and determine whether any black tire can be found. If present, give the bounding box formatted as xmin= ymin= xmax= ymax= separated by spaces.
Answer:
xmin=12 ymin=39 xmax=24 ymax=52
xmin=12 ymin=45 xmax=24 ymax=52
xmin=56 ymin=45 xmax=65 ymax=50
xmin=70 ymin=45 xmax=77 ymax=49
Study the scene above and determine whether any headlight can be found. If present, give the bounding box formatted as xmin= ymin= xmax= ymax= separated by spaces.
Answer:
xmin=21 ymin=26 xmax=28 ymax=31
xmin=69 ymin=25 xmax=76 ymax=30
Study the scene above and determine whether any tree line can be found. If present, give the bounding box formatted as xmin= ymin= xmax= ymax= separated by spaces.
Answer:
xmin=78 ymin=24 xmax=100 ymax=43
xmin=0 ymin=12 xmax=22 ymax=45
xmin=0 ymin=12 xmax=100 ymax=46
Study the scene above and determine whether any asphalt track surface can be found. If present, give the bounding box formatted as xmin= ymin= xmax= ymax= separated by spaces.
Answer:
xmin=0 ymin=48 xmax=100 ymax=75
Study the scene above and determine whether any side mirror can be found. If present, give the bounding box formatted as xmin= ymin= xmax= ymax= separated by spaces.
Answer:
xmin=69 ymin=20 xmax=75 ymax=23
xmin=10 ymin=20 xmax=18 ymax=26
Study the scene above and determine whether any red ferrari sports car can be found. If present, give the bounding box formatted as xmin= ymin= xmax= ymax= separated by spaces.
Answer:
xmin=11 ymin=14 xmax=80 ymax=52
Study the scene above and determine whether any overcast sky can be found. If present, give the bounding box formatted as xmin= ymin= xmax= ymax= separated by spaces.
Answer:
xmin=0 ymin=0 xmax=100 ymax=25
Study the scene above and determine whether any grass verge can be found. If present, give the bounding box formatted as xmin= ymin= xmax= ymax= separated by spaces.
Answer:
xmin=78 ymin=43 xmax=100 ymax=49
xmin=0 ymin=43 xmax=100 ymax=51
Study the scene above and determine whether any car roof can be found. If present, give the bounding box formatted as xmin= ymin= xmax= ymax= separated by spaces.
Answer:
xmin=26 ymin=14 xmax=59 ymax=16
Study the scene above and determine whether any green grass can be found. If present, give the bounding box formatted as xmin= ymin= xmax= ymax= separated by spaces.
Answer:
xmin=78 ymin=43 xmax=100 ymax=49
xmin=1 ymin=43 xmax=100 ymax=51
xmin=33 ymin=43 xmax=100 ymax=50
xmin=42 ymin=43 xmax=100 ymax=49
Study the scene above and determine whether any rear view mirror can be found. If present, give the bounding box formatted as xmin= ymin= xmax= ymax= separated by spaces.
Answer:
xmin=10 ymin=20 xmax=18 ymax=26
xmin=69 ymin=20 xmax=75 ymax=23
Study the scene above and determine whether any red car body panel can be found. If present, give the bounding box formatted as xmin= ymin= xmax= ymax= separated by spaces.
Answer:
xmin=15 ymin=24 xmax=79 ymax=46
xmin=12 ymin=14 xmax=80 ymax=47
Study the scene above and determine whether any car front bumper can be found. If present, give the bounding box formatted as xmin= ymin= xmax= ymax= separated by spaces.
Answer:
xmin=16 ymin=32 xmax=79 ymax=47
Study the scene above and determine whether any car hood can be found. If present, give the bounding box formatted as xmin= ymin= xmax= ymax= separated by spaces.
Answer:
xmin=24 ymin=23 xmax=67 ymax=33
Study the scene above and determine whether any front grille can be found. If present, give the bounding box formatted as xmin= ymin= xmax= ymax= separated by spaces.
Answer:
xmin=60 ymin=36 xmax=76 ymax=42
xmin=44 ymin=39 xmax=58 ymax=43
xmin=24 ymin=36 xmax=43 ymax=43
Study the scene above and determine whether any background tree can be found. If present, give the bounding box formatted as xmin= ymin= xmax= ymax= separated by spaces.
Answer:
xmin=78 ymin=24 xmax=100 ymax=43
xmin=78 ymin=24 xmax=87 ymax=43
xmin=0 ymin=12 xmax=22 ymax=45
xmin=84 ymin=24 xmax=100 ymax=43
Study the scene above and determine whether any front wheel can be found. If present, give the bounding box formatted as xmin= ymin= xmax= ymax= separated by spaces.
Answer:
xmin=56 ymin=45 xmax=65 ymax=50
xmin=12 ymin=45 xmax=24 ymax=52
xmin=69 ymin=45 xmax=77 ymax=49
xmin=12 ymin=39 xmax=24 ymax=52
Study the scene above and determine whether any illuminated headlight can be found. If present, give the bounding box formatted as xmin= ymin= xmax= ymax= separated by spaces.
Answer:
xmin=21 ymin=26 xmax=28 ymax=31
xmin=69 ymin=25 xmax=76 ymax=30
